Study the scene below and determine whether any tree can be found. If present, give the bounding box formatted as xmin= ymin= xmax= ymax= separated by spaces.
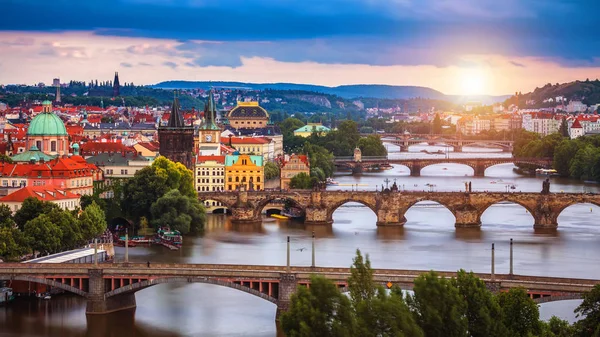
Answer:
xmin=453 ymin=270 xmax=507 ymax=337
xmin=279 ymin=117 xmax=305 ymax=137
xmin=357 ymin=135 xmax=387 ymax=157
xmin=432 ymin=113 xmax=442 ymax=134
xmin=303 ymin=142 xmax=334 ymax=178
xmin=310 ymin=167 xmax=326 ymax=182
xmin=78 ymin=201 xmax=107 ymax=241
xmin=280 ymin=275 xmax=357 ymax=337
xmin=497 ymin=288 xmax=541 ymax=337
xmin=559 ymin=117 xmax=570 ymax=137
xmin=0 ymin=154 xmax=13 ymax=163
xmin=13 ymin=197 xmax=59 ymax=230
xmin=289 ymin=172 xmax=315 ymax=189
xmin=151 ymin=156 xmax=196 ymax=198
xmin=407 ymin=271 xmax=468 ymax=337
xmin=574 ymin=284 xmax=600 ymax=337
xmin=540 ymin=316 xmax=574 ymax=337
xmin=0 ymin=226 xmax=29 ymax=261
xmin=553 ymin=140 xmax=580 ymax=177
xmin=0 ymin=204 xmax=14 ymax=229
xmin=264 ymin=161 xmax=280 ymax=180
xmin=46 ymin=208 xmax=83 ymax=250
xmin=24 ymin=214 xmax=63 ymax=255
xmin=150 ymin=189 xmax=206 ymax=234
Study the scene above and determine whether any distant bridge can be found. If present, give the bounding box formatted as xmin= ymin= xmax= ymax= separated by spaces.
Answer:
xmin=333 ymin=156 xmax=553 ymax=176
xmin=361 ymin=133 xmax=515 ymax=152
xmin=1 ymin=263 xmax=596 ymax=318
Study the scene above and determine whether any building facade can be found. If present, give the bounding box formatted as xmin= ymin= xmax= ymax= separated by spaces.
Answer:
xmin=0 ymin=186 xmax=81 ymax=214
xmin=280 ymin=154 xmax=310 ymax=189
xmin=225 ymin=154 xmax=264 ymax=191
xmin=26 ymin=101 xmax=69 ymax=156
xmin=195 ymin=155 xmax=225 ymax=192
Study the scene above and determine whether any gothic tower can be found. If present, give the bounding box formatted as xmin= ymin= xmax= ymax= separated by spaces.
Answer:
xmin=113 ymin=72 xmax=120 ymax=97
xmin=196 ymin=89 xmax=221 ymax=156
xmin=158 ymin=91 xmax=195 ymax=169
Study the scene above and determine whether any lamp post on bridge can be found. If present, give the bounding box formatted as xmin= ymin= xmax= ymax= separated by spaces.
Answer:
xmin=491 ymin=243 xmax=495 ymax=281
xmin=510 ymin=238 xmax=514 ymax=276
xmin=125 ymin=228 xmax=129 ymax=264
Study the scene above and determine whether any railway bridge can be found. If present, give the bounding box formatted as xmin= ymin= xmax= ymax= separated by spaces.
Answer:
xmin=0 ymin=263 xmax=596 ymax=318
xmin=198 ymin=190 xmax=600 ymax=228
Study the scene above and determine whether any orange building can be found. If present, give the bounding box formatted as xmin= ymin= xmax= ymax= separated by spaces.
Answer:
xmin=280 ymin=154 xmax=310 ymax=189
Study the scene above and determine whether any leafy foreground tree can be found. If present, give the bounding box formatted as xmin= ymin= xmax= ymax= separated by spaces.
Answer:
xmin=349 ymin=249 xmax=423 ymax=337
xmin=0 ymin=207 xmax=29 ymax=261
xmin=497 ymin=287 xmax=541 ymax=337
xmin=150 ymin=189 xmax=205 ymax=235
xmin=540 ymin=316 xmax=575 ymax=337
xmin=24 ymin=214 xmax=63 ymax=256
xmin=264 ymin=161 xmax=280 ymax=180
xmin=13 ymin=197 xmax=59 ymax=230
xmin=407 ymin=271 xmax=468 ymax=337
xmin=78 ymin=202 xmax=108 ymax=241
xmin=574 ymin=284 xmax=600 ymax=337
xmin=453 ymin=270 xmax=508 ymax=337
xmin=280 ymin=275 xmax=357 ymax=337
xmin=289 ymin=172 xmax=316 ymax=189
xmin=46 ymin=208 xmax=83 ymax=250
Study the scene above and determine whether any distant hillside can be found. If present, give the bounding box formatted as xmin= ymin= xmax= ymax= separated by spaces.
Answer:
xmin=505 ymin=79 xmax=600 ymax=108
xmin=153 ymin=81 xmax=444 ymax=99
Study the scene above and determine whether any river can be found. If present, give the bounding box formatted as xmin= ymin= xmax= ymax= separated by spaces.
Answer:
xmin=2 ymin=146 xmax=600 ymax=336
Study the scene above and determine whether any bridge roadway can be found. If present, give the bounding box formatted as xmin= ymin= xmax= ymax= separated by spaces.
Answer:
xmin=333 ymin=156 xmax=552 ymax=176
xmin=198 ymin=190 xmax=597 ymax=228
xmin=0 ymin=263 xmax=596 ymax=318
xmin=361 ymin=133 xmax=514 ymax=152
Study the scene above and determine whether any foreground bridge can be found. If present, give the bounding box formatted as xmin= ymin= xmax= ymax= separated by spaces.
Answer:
xmin=363 ymin=133 xmax=514 ymax=152
xmin=0 ymin=263 xmax=596 ymax=318
xmin=333 ymin=156 xmax=552 ymax=176
xmin=198 ymin=190 xmax=599 ymax=228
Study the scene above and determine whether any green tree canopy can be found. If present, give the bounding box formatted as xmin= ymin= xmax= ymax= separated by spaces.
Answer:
xmin=574 ymin=284 xmax=600 ymax=336
xmin=453 ymin=270 xmax=507 ymax=337
xmin=24 ymin=214 xmax=63 ymax=255
xmin=46 ymin=208 xmax=83 ymax=250
xmin=13 ymin=197 xmax=60 ymax=231
xmin=264 ymin=161 xmax=280 ymax=180
xmin=357 ymin=135 xmax=387 ymax=157
xmin=407 ymin=271 xmax=468 ymax=337
xmin=150 ymin=189 xmax=205 ymax=234
xmin=497 ymin=287 xmax=541 ymax=337
xmin=289 ymin=172 xmax=315 ymax=189
xmin=280 ymin=275 xmax=357 ymax=337
xmin=78 ymin=201 xmax=107 ymax=241
xmin=303 ymin=142 xmax=334 ymax=178
xmin=0 ymin=226 xmax=29 ymax=261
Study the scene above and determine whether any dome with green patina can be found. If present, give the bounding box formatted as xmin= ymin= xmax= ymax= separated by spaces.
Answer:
xmin=27 ymin=112 xmax=67 ymax=136
xmin=42 ymin=100 xmax=52 ymax=105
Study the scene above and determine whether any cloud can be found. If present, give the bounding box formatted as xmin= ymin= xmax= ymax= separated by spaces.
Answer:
xmin=163 ymin=61 xmax=178 ymax=69
xmin=1 ymin=0 xmax=600 ymax=68
xmin=510 ymin=61 xmax=526 ymax=68
xmin=138 ymin=62 xmax=152 ymax=66
xmin=120 ymin=62 xmax=133 ymax=68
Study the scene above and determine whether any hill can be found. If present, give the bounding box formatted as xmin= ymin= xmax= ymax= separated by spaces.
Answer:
xmin=504 ymin=79 xmax=600 ymax=108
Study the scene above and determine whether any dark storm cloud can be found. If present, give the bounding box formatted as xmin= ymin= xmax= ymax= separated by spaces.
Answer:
xmin=2 ymin=0 xmax=600 ymax=67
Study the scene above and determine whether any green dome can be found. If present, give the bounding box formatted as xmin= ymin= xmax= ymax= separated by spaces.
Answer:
xmin=42 ymin=100 xmax=52 ymax=105
xmin=27 ymin=112 xmax=67 ymax=136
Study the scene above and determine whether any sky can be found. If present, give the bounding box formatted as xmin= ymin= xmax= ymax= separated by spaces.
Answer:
xmin=1 ymin=0 xmax=600 ymax=96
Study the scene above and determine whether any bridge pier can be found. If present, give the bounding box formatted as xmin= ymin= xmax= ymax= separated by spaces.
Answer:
xmin=276 ymin=274 xmax=297 ymax=320
xmin=230 ymin=207 xmax=261 ymax=224
xmin=304 ymin=207 xmax=332 ymax=225
xmin=86 ymin=269 xmax=137 ymax=315
xmin=351 ymin=165 xmax=363 ymax=175
xmin=474 ymin=164 xmax=486 ymax=177
xmin=454 ymin=209 xmax=481 ymax=228
xmin=453 ymin=144 xmax=463 ymax=153
xmin=376 ymin=208 xmax=406 ymax=226
xmin=410 ymin=164 xmax=421 ymax=177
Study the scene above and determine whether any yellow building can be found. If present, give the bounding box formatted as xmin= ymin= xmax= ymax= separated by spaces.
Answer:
xmin=280 ymin=154 xmax=310 ymax=189
xmin=225 ymin=154 xmax=264 ymax=191
xmin=293 ymin=123 xmax=331 ymax=137
xmin=226 ymin=101 xmax=269 ymax=129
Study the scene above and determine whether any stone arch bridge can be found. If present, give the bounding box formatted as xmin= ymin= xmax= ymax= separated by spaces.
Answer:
xmin=1 ymin=263 xmax=596 ymax=318
xmin=333 ymin=157 xmax=552 ymax=176
xmin=198 ymin=190 xmax=600 ymax=228
xmin=372 ymin=133 xmax=515 ymax=152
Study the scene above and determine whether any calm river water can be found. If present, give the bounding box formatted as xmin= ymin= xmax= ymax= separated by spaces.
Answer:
xmin=2 ymin=145 xmax=600 ymax=337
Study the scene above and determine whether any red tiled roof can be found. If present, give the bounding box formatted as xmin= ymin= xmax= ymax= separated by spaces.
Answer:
xmin=228 ymin=137 xmax=270 ymax=145
xmin=136 ymin=141 xmax=159 ymax=151
xmin=0 ymin=186 xmax=80 ymax=202
xmin=571 ymin=119 xmax=583 ymax=128
xmin=80 ymin=142 xmax=136 ymax=155
xmin=196 ymin=155 xmax=225 ymax=164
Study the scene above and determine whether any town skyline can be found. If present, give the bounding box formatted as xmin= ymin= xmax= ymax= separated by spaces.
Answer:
xmin=2 ymin=1 xmax=600 ymax=96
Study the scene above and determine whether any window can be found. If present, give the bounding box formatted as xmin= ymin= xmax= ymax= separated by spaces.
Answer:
xmin=257 ymin=177 xmax=260 ymax=182
xmin=228 ymin=177 xmax=232 ymax=182
xmin=121 ymin=169 xmax=128 ymax=175
xmin=235 ymin=177 xmax=239 ymax=182
xmin=51 ymin=141 xmax=57 ymax=152
xmin=1 ymin=181 xmax=7 ymax=187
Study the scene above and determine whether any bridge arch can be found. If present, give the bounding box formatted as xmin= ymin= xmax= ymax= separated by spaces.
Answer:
xmin=0 ymin=275 xmax=88 ymax=297
xmin=198 ymin=195 xmax=236 ymax=208
xmin=252 ymin=194 xmax=307 ymax=219
xmin=105 ymin=277 xmax=277 ymax=304
xmin=556 ymin=201 xmax=600 ymax=227
xmin=479 ymin=201 xmax=535 ymax=227
xmin=418 ymin=162 xmax=476 ymax=176
xmin=326 ymin=199 xmax=378 ymax=222
xmin=477 ymin=195 xmax=539 ymax=225
xmin=400 ymin=199 xmax=457 ymax=225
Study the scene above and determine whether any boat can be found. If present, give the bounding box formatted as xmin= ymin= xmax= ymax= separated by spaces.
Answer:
xmin=536 ymin=168 xmax=559 ymax=176
xmin=271 ymin=214 xmax=289 ymax=220
xmin=155 ymin=227 xmax=183 ymax=250
xmin=281 ymin=207 xmax=304 ymax=219
xmin=0 ymin=288 xmax=14 ymax=305
xmin=326 ymin=178 xmax=339 ymax=185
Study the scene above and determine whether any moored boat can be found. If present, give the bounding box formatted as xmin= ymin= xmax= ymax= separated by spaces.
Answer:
xmin=0 ymin=287 xmax=14 ymax=305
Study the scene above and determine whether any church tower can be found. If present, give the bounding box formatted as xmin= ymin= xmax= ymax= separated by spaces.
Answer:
xmin=113 ymin=72 xmax=120 ymax=97
xmin=158 ymin=91 xmax=195 ymax=169
xmin=197 ymin=90 xmax=221 ymax=156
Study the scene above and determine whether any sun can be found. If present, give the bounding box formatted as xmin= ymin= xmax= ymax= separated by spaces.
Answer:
xmin=458 ymin=68 xmax=487 ymax=96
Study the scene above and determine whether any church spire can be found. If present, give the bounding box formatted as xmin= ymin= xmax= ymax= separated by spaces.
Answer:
xmin=202 ymin=89 xmax=219 ymax=130
xmin=168 ymin=90 xmax=185 ymax=128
